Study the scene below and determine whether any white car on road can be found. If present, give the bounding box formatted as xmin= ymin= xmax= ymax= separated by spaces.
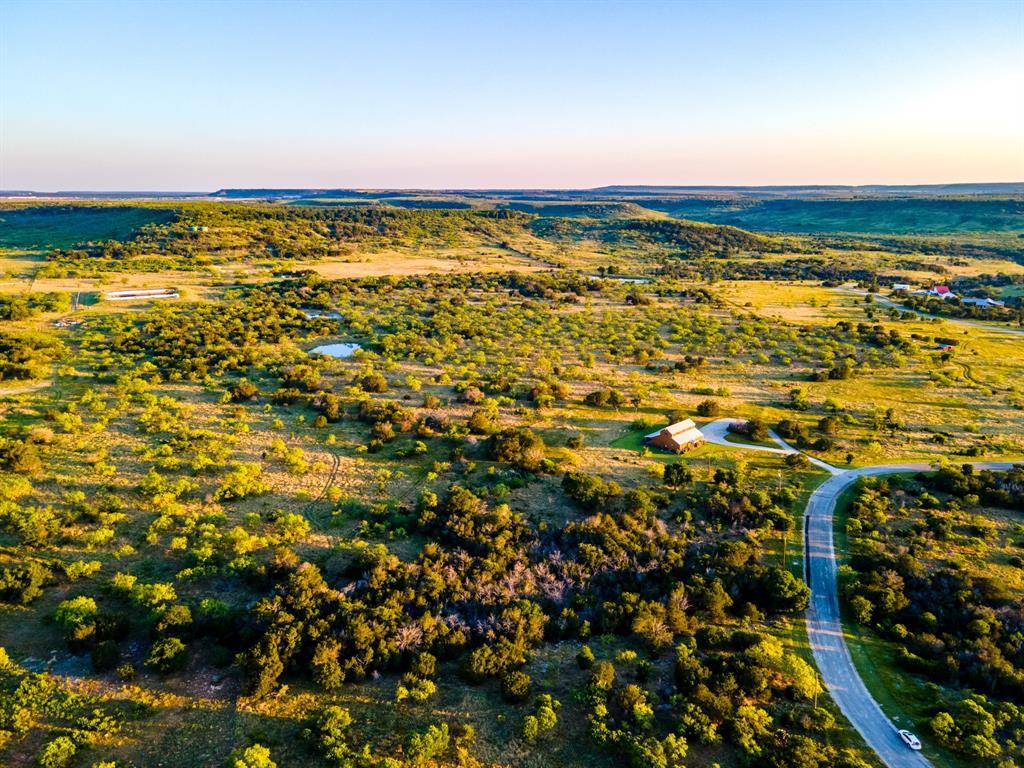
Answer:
xmin=897 ymin=729 xmax=922 ymax=750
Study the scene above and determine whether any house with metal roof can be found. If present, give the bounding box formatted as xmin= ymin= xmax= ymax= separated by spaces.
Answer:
xmin=644 ymin=419 xmax=704 ymax=453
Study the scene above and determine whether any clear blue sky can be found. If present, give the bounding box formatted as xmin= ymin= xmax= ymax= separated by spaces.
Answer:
xmin=2 ymin=0 xmax=1021 ymax=190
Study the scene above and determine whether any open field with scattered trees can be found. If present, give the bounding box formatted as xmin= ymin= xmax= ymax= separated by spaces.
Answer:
xmin=0 ymin=194 xmax=1021 ymax=768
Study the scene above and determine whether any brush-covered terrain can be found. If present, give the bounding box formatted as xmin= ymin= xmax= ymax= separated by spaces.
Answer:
xmin=0 ymin=193 xmax=1022 ymax=768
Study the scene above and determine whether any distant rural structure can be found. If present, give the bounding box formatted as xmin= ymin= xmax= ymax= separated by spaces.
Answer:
xmin=644 ymin=419 xmax=705 ymax=453
xmin=962 ymin=296 xmax=1006 ymax=307
xmin=905 ymin=284 xmax=958 ymax=299
xmin=898 ymin=283 xmax=1008 ymax=307
xmin=104 ymin=288 xmax=179 ymax=302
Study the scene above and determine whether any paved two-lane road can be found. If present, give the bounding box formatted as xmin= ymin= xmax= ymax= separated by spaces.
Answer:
xmin=804 ymin=461 xmax=1016 ymax=768
xmin=701 ymin=419 xmax=1018 ymax=768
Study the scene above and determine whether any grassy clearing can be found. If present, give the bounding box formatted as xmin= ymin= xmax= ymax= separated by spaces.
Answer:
xmin=716 ymin=281 xmax=859 ymax=325
xmin=307 ymin=244 xmax=551 ymax=279
xmin=709 ymin=281 xmax=1024 ymax=466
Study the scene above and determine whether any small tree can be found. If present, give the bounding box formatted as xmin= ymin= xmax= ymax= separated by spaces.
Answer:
xmin=501 ymin=670 xmax=531 ymax=702
xmin=745 ymin=418 xmax=770 ymax=442
xmin=696 ymin=399 xmax=720 ymax=417
xmin=406 ymin=723 xmax=450 ymax=766
xmin=576 ymin=645 xmax=595 ymax=669
xmin=37 ymin=737 xmax=77 ymax=768
xmin=54 ymin=595 xmax=98 ymax=642
xmin=664 ymin=462 xmax=694 ymax=488
xmin=489 ymin=428 xmax=546 ymax=472
xmin=521 ymin=694 xmax=560 ymax=742
xmin=784 ymin=453 xmax=810 ymax=470
xmin=227 ymin=743 xmax=277 ymax=768
xmin=850 ymin=595 xmax=873 ymax=624
xmin=229 ymin=379 xmax=259 ymax=402
xmin=313 ymin=706 xmax=355 ymax=764
xmin=147 ymin=637 xmax=188 ymax=673
xmin=360 ymin=372 xmax=388 ymax=393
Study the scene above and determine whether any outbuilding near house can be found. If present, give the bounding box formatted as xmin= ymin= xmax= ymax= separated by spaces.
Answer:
xmin=962 ymin=297 xmax=1006 ymax=308
xmin=104 ymin=288 xmax=179 ymax=301
xmin=644 ymin=419 xmax=704 ymax=453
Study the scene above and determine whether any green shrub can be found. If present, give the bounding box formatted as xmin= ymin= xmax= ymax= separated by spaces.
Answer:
xmin=576 ymin=644 xmax=596 ymax=669
xmin=405 ymin=723 xmax=450 ymax=765
xmin=54 ymin=595 xmax=98 ymax=642
xmin=360 ymin=372 xmax=388 ymax=393
xmin=522 ymin=694 xmax=561 ymax=742
xmin=696 ymin=399 xmax=720 ymax=417
xmin=501 ymin=670 xmax=531 ymax=703
xmin=0 ymin=561 xmax=52 ymax=604
xmin=488 ymin=428 xmax=546 ymax=472
xmin=37 ymin=736 xmax=76 ymax=768
xmin=146 ymin=637 xmax=188 ymax=673
xmin=227 ymin=743 xmax=276 ymax=768
xmin=214 ymin=463 xmax=268 ymax=501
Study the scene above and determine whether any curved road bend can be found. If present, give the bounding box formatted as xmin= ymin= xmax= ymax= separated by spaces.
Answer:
xmin=701 ymin=419 xmax=1017 ymax=767
xmin=700 ymin=417 xmax=840 ymax=475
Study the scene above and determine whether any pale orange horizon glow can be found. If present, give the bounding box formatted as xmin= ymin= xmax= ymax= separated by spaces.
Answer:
xmin=2 ymin=0 xmax=1022 ymax=191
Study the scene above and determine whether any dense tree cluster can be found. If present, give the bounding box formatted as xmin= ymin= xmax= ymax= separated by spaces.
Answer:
xmin=533 ymin=216 xmax=782 ymax=257
xmin=684 ymin=467 xmax=798 ymax=535
xmin=582 ymin=626 xmax=867 ymax=768
xmin=89 ymin=295 xmax=332 ymax=379
xmin=843 ymin=465 xmax=1024 ymax=763
xmin=0 ymin=331 xmax=65 ymax=380
xmin=231 ymin=465 xmax=817 ymax=732
xmin=658 ymin=257 xmax=884 ymax=285
xmin=33 ymin=203 xmax=535 ymax=273
xmin=0 ymin=292 xmax=70 ymax=321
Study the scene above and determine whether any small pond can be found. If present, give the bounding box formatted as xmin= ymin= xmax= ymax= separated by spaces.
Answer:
xmin=587 ymin=275 xmax=651 ymax=284
xmin=301 ymin=308 xmax=343 ymax=319
xmin=309 ymin=342 xmax=361 ymax=358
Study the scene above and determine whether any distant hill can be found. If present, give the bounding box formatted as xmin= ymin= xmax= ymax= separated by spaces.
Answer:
xmin=636 ymin=197 xmax=1024 ymax=235
xmin=211 ymin=188 xmax=407 ymax=200
xmin=497 ymin=201 xmax=658 ymax=219
xmin=208 ymin=183 xmax=1024 ymax=201
xmin=590 ymin=183 xmax=1024 ymax=199
xmin=7 ymin=183 xmax=1021 ymax=202
xmin=0 ymin=190 xmax=203 ymax=199
xmin=203 ymin=185 xmax=1024 ymax=234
